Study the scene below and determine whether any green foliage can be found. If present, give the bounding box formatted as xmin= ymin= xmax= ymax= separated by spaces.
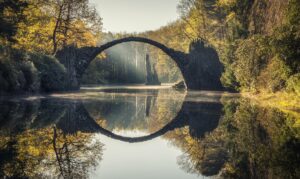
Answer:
xmin=28 ymin=53 xmax=66 ymax=92
xmin=81 ymin=58 xmax=108 ymax=84
xmin=270 ymin=0 xmax=300 ymax=74
xmin=219 ymin=41 xmax=240 ymax=90
xmin=0 ymin=47 xmax=66 ymax=93
xmin=258 ymin=56 xmax=291 ymax=92
xmin=0 ymin=0 xmax=102 ymax=54
xmin=220 ymin=68 xmax=239 ymax=90
xmin=177 ymin=0 xmax=299 ymax=94
xmin=18 ymin=60 xmax=40 ymax=92
xmin=0 ymin=47 xmax=40 ymax=93
xmin=0 ymin=0 xmax=28 ymax=42
xmin=233 ymin=35 xmax=270 ymax=91
xmin=0 ymin=60 xmax=25 ymax=92
xmin=287 ymin=74 xmax=300 ymax=95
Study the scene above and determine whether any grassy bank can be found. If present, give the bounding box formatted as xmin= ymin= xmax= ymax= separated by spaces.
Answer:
xmin=242 ymin=92 xmax=300 ymax=127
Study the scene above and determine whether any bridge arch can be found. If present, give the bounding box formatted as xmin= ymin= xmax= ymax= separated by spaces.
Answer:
xmin=92 ymin=37 xmax=188 ymax=73
xmin=56 ymin=37 xmax=190 ymax=90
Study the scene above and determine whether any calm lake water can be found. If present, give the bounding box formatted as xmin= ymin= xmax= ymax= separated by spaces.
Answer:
xmin=0 ymin=86 xmax=299 ymax=179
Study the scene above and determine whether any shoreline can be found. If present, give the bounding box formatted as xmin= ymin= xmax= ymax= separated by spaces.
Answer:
xmin=242 ymin=91 xmax=300 ymax=126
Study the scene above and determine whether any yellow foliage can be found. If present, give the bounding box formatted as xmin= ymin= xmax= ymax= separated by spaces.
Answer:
xmin=11 ymin=2 xmax=102 ymax=54
xmin=226 ymin=12 xmax=237 ymax=23
xmin=66 ymin=20 xmax=101 ymax=47
xmin=0 ymin=127 xmax=104 ymax=177
xmin=242 ymin=91 xmax=300 ymax=126
xmin=217 ymin=0 xmax=237 ymax=8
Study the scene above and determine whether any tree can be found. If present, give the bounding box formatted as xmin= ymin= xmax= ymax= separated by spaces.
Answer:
xmin=10 ymin=0 xmax=102 ymax=54
xmin=50 ymin=0 xmax=102 ymax=54
xmin=0 ymin=0 xmax=27 ymax=43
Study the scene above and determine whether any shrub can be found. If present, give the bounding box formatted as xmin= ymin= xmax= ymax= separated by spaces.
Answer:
xmin=219 ymin=41 xmax=240 ymax=91
xmin=0 ymin=59 xmax=18 ymax=92
xmin=29 ymin=53 xmax=67 ymax=92
xmin=220 ymin=67 xmax=239 ymax=91
xmin=19 ymin=60 xmax=40 ymax=92
xmin=287 ymin=74 xmax=300 ymax=95
xmin=0 ymin=61 xmax=40 ymax=93
xmin=257 ymin=56 xmax=291 ymax=92
xmin=0 ymin=47 xmax=67 ymax=93
xmin=233 ymin=35 xmax=270 ymax=91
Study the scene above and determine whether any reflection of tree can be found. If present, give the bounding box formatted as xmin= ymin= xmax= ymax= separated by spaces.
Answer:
xmin=177 ymin=139 xmax=227 ymax=176
xmin=0 ymin=127 xmax=103 ymax=178
xmin=0 ymin=129 xmax=54 ymax=178
xmin=219 ymin=99 xmax=300 ymax=179
xmin=0 ymin=100 xmax=40 ymax=135
xmin=168 ymin=114 xmax=226 ymax=176
xmin=52 ymin=127 xmax=103 ymax=178
xmin=167 ymin=98 xmax=300 ymax=178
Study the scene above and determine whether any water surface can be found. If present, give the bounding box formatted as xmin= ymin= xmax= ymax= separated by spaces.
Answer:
xmin=0 ymin=86 xmax=299 ymax=178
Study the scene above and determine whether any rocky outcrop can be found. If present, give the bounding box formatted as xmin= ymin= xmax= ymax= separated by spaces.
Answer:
xmin=183 ymin=40 xmax=224 ymax=90
xmin=145 ymin=54 xmax=161 ymax=85
xmin=173 ymin=81 xmax=186 ymax=90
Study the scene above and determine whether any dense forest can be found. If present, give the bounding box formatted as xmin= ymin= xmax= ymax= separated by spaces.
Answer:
xmin=0 ymin=0 xmax=299 ymax=95
xmin=140 ymin=0 xmax=300 ymax=94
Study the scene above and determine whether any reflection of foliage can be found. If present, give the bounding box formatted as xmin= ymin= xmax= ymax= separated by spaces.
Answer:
xmin=147 ymin=90 xmax=185 ymax=133
xmin=52 ymin=127 xmax=103 ymax=178
xmin=167 ymin=98 xmax=300 ymax=178
xmin=171 ymin=126 xmax=227 ymax=176
xmin=220 ymin=99 xmax=300 ymax=178
xmin=0 ymin=127 xmax=103 ymax=178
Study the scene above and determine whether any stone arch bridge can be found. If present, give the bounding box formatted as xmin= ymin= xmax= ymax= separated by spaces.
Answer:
xmin=55 ymin=36 xmax=223 ymax=90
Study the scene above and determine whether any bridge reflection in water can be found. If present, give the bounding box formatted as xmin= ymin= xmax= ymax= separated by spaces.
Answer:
xmin=0 ymin=88 xmax=299 ymax=179
xmin=57 ymin=92 xmax=223 ymax=143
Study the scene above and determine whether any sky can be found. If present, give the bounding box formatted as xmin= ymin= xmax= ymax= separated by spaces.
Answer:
xmin=89 ymin=0 xmax=180 ymax=33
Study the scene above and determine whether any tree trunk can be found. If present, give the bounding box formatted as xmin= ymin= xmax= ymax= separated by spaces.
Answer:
xmin=52 ymin=5 xmax=63 ymax=55
xmin=62 ymin=1 xmax=72 ymax=46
